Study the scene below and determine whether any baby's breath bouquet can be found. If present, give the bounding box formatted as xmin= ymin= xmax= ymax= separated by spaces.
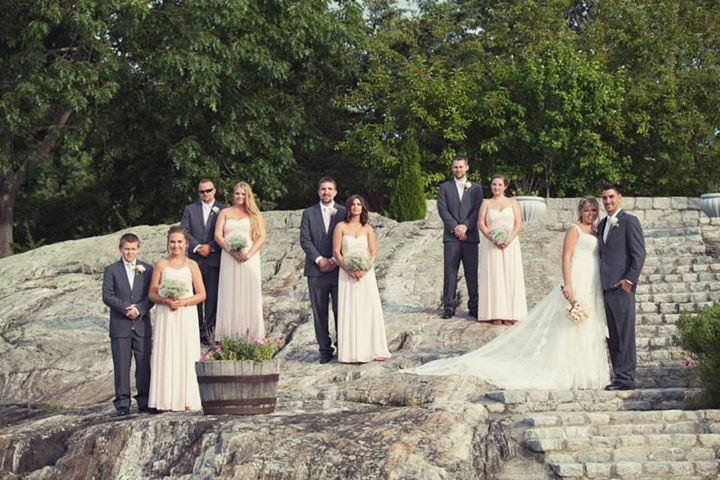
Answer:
xmin=344 ymin=252 xmax=372 ymax=272
xmin=199 ymin=335 xmax=284 ymax=362
xmin=159 ymin=278 xmax=187 ymax=299
xmin=226 ymin=233 xmax=248 ymax=252
xmin=489 ymin=227 xmax=510 ymax=244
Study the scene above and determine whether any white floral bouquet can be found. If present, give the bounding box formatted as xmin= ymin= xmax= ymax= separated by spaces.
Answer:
xmin=489 ymin=227 xmax=510 ymax=244
xmin=226 ymin=233 xmax=248 ymax=252
xmin=566 ymin=300 xmax=588 ymax=324
xmin=159 ymin=278 xmax=187 ymax=299
xmin=344 ymin=252 xmax=372 ymax=272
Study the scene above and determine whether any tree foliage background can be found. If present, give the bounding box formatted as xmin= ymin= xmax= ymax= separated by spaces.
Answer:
xmin=2 ymin=0 xmax=719 ymax=256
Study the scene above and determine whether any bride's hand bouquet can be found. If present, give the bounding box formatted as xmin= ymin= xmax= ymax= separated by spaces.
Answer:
xmin=226 ymin=233 xmax=248 ymax=252
xmin=158 ymin=278 xmax=187 ymax=299
xmin=489 ymin=227 xmax=510 ymax=244
xmin=344 ymin=252 xmax=372 ymax=272
xmin=199 ymin=335 xmax=284 ymax=362
xmin=565 ymin=299 xmax=589 ymax=324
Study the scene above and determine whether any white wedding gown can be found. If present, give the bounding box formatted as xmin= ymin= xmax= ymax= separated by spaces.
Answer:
xmin=410 ymin=225 xmax=610 ymax=390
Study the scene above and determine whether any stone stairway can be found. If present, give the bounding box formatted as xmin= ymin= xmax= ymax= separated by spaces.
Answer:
xmin=521 ymin=409 xmax=720 ymax=479
xmin=480 ymin=390 xmax=719 ymax=479
xmin=633 ymin=224 xmax=719 ymax=389
xmin=484 ymin=219 xmax=720 ymax=479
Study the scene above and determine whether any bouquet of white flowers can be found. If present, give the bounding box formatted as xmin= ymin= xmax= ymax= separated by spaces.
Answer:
xmin=159 ymin=278 xmax=187 ymax=299
xmin=344 ymin=252 xmax=372 ymax=271
xmin=566 ymin=300 xmax=588 ymax=324
xmin=489 ymin=227 xmax=510 ymax=244
xmin=226 ymin=233 xmax=248 ymax=252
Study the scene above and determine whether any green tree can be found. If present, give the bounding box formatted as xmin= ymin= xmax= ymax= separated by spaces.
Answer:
xmin=388 ymin=135 xmax=427 ymax=221
xmin=0 ymin=0 xmax=140 ymax=256
xmin=575 ymin=0 xmax=720 ymax=195
xmin=7 ymin=0 xmax=365 ymax=251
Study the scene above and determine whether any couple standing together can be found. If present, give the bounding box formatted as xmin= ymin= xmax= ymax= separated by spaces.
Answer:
xmin=102 ymin=228 xmax=206 ymax=416
xmin=421 ymin=154 xmax=645 ymax=391
xmin=180 ymin=179 xmax=265 ymax=344
xmin=300 ymin=177 xmax=391 ymax=364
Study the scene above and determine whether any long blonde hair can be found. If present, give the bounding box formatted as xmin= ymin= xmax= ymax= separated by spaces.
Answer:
xmin=233 ymin=181 xmax=264 ymax=242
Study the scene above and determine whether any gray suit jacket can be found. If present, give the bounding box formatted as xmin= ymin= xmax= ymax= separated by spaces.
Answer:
xmin=598 ymin=210 xmax=646 ymax=292
xmin=102 ymin=260 xmax=154 ymax=338
xmin=300 ymin=203 xmax=347 ymax=277
xmin=181 ymin=200 xmax=225 ymax=268
xmin=437 ymin=180 xmax=483 ymax=243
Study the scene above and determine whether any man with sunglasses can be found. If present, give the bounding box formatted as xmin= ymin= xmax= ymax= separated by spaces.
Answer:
xmin=181 ymin=179 xmax=225 ymax=344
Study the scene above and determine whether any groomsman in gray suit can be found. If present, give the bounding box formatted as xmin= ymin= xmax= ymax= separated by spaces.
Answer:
xmin=102 ymin=233 xmax=154 ymax=416
xmin=437 ymin=155 xmax=483 ymax=319
xmin=181 ymin=179 xmax=224 ymax=344
xmin=300 ymin=177 xmax=346 ymax=363
xmin=598 ymin=183 xmax=645 ymax=390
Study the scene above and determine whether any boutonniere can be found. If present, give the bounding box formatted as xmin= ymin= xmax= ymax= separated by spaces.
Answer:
xmin=134 ymin=265 xmax=146 ymax=275
xmin=211 ymin=206 xmax=220 ymax=215
xmin=330 ymin=207 xmax=337 ymax=216
xmin=609 ymin=217 xmax=619 ymax=228
xmin=464 ymin=181 xmax=471 ymax=190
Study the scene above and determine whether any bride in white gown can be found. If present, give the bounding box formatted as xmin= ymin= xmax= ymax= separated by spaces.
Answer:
xmin=410 ymin=197 xmax=610 ymax=390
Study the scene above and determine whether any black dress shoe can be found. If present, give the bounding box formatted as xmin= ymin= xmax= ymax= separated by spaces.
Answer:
xmin=441 ymin=310 xmax=454 ymax=319
xmin=604 ymin=383 xmax=633 ymax=391
xmin=319 ymin=355 xmax=332 ymax=364
xmin=115 ymin=407 xmax=130 ymax=417
xmin=468 ymin=310 xmax=478 ymax=319
xmin=139 ymin=407 xmax=160 ymax=414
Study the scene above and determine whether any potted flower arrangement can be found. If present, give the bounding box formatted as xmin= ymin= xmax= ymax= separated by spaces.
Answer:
xmin=195 ymin=335 xmax=284 ymax=415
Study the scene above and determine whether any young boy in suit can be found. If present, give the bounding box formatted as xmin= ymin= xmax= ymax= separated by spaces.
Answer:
xmin=102 ymin=233 xmax=155 ymax=416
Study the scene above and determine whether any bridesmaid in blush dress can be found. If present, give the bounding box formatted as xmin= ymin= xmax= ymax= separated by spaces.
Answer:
xmin=332 ymin=195 xmax=391 ymax=363
xmin=214 ymin=181 xmax=267 ymax=340
xmin=148 ymin=226 xmax=206 ymax=412
xmin=477 ymin=174 xmax=528 ymax=325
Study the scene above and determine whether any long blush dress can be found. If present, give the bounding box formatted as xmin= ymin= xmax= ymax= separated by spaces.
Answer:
xmin=478 ymin=207 xmax=528 ymax=322
xmin=215 ymin=217 xmax=265 ymax=339
xmin=337 ymin=234 xmax=391 ymax=363
xmin=149 ymin=265 xmax=202 ymax=411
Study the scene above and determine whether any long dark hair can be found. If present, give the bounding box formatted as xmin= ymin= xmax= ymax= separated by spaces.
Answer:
xmin=344 ymin=194 xmax=369 ymax=226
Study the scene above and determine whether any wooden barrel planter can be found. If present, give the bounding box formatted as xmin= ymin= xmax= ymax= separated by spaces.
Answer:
xmin=195 ymin=358 xmax=280 ymax=415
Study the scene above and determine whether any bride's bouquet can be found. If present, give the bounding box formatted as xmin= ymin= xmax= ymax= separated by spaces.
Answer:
xmin=226 ymin=233 xmax=248 ymax=252
xmin=344 ymin=252 xmax=372 ymax=272
xmin=565 ymin=299 xmax=588 ymax=325
xmin=159 ymin=278 xmax=187 ymax=299
xmin=489 ymin=227 xmax=510 ymax=244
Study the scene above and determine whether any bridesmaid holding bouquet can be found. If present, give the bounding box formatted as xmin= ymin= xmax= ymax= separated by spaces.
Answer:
xmin=332 ymin=195 xmax=391 ymax=363
xmin=477 ymin=174 xmax=528 ymax=325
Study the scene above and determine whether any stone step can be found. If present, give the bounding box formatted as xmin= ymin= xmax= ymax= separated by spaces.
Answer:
xmin=480 ymin=388 xmax=702 ymax=414
xmin=636 ymin=366 xmax=700 ymax=389
xmin=550 ymin=460 xmax=718 ymax=479
xmin=518 ymin=410 xmax=720 ymax=479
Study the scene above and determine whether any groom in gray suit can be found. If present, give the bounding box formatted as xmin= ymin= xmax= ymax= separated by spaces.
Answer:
xmin=181 ymin=179 xmax=224 ymax=344
xmin=598 ymin=183 xmax=645 ymax=390
xmin=300 ymin=176 xmax=346 ymax=363
xmin=437 ymin=154 xmax=483 ymax=319
xmin=102 ymin=233 xmax=154 ymax=416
